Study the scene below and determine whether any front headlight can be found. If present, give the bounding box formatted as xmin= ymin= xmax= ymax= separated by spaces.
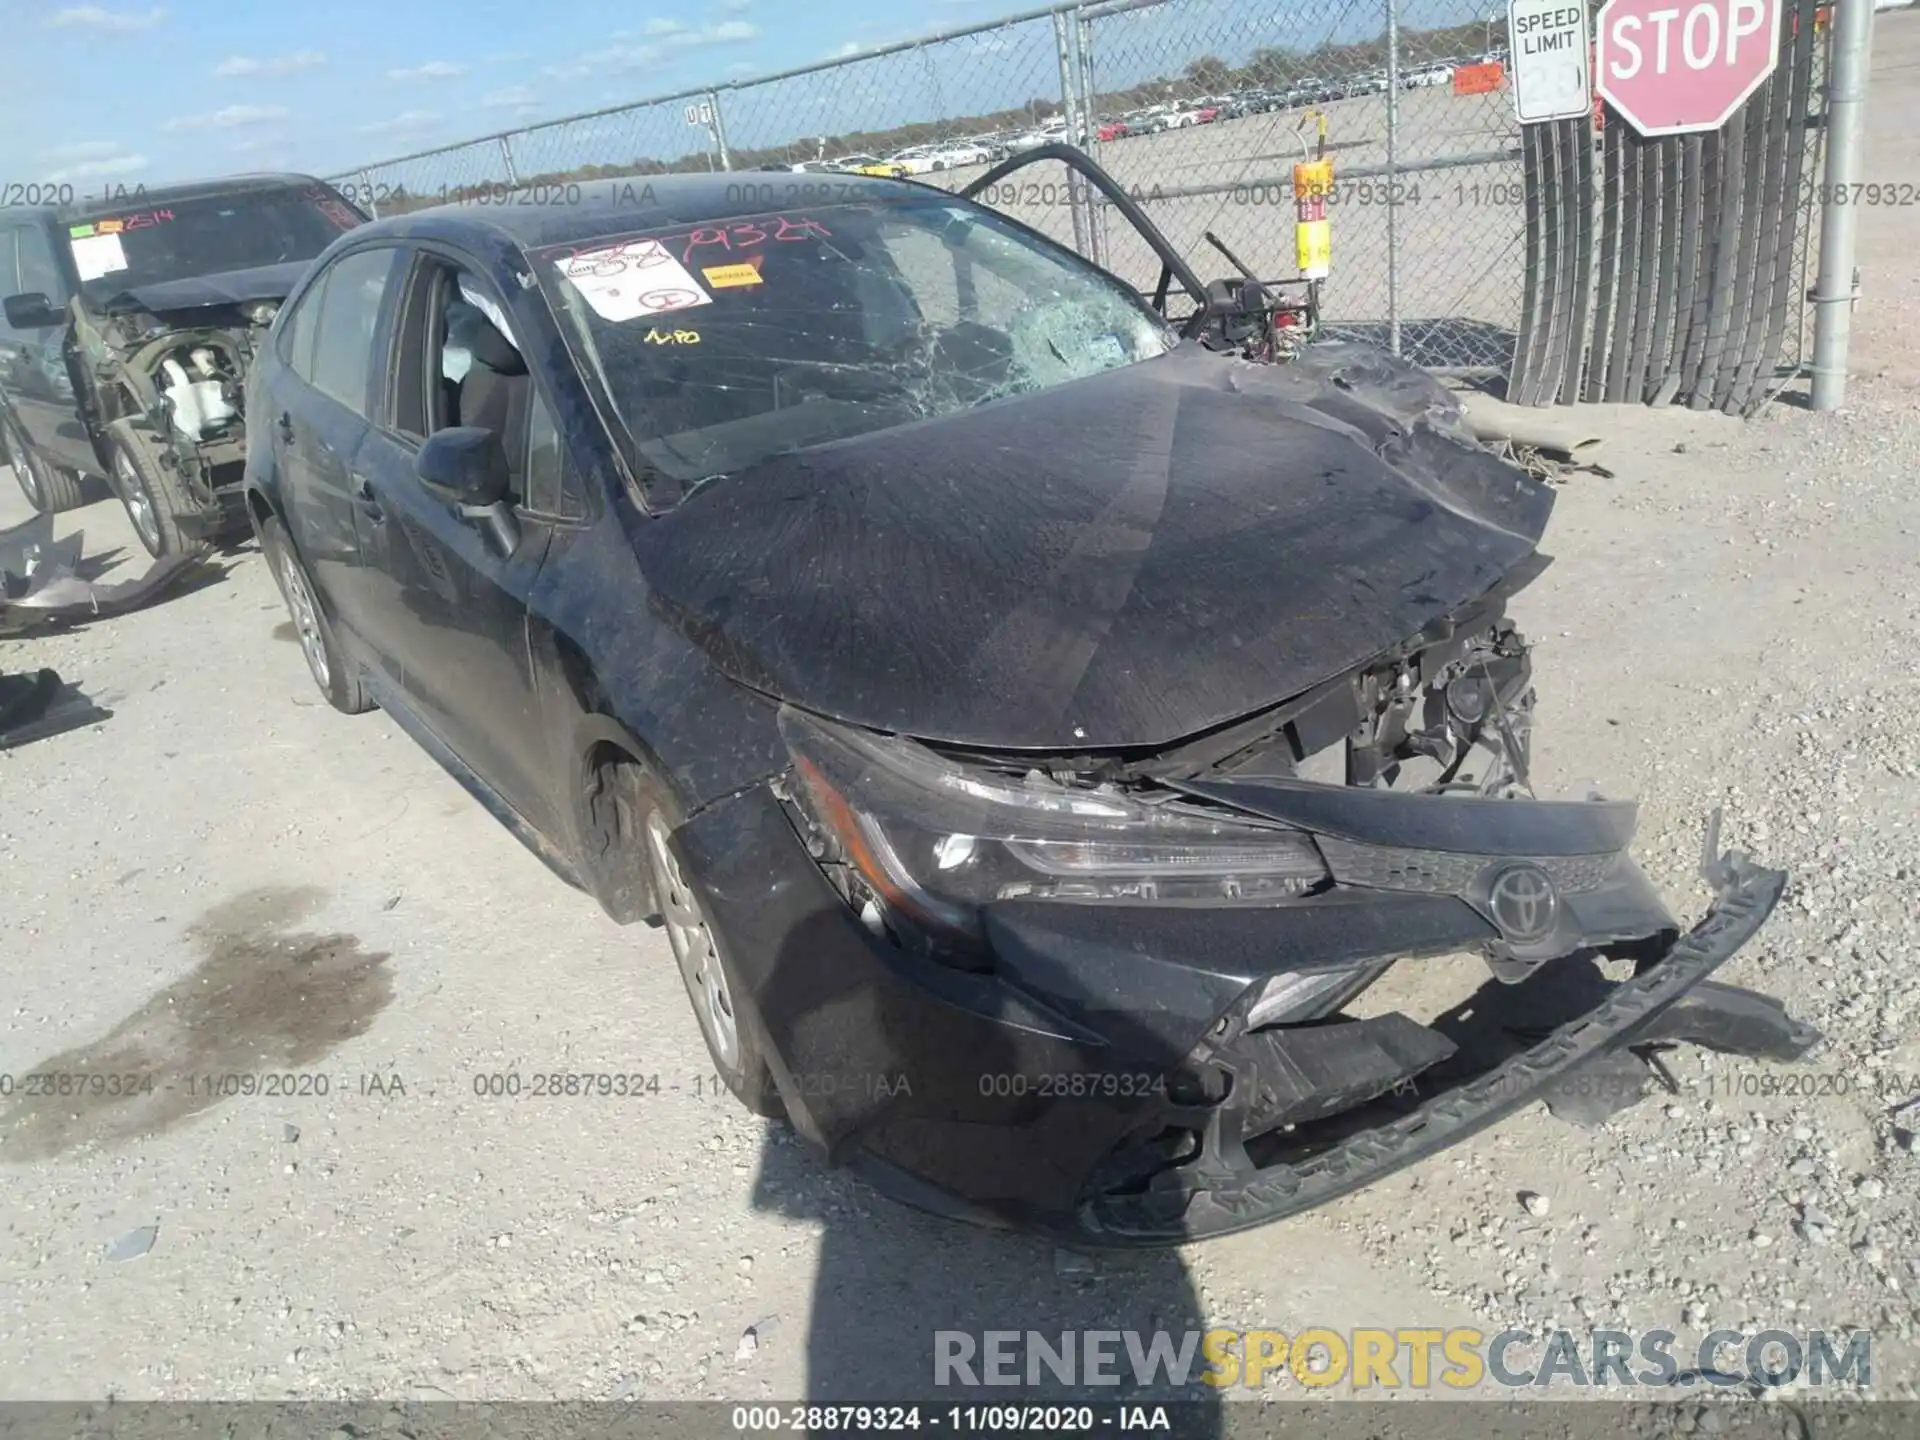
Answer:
xmin=778 ymin=708 xmax=1330 ymax=946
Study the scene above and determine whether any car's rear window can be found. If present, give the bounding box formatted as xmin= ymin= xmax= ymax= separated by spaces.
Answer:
xmin=64 ymin=185 xmax=364 ymax=304
xmin=529 ymin=195 xmax=1173 ymax=486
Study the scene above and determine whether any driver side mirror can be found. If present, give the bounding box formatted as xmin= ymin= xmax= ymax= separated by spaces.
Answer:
xmin=415 ymin=426 xmax=519 ymax=553
xmin=4 ymin=293 xmax=64 ymax=330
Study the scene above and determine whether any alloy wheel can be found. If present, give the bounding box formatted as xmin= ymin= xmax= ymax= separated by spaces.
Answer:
xmin=114 ymin=449 xmax=162 ymax=556
xmin=274 ymin=545 xmax=332 ymax=692
xmin=645 ymin=809 xmax=741 ymax=1071
xmin=7 ymin=424 xmax=45 ymax=509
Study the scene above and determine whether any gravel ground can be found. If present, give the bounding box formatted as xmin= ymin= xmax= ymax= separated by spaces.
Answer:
xmin=3 ymin=19 xmax=1919 ymax=1408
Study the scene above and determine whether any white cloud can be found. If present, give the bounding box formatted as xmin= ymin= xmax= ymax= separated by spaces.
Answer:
xmin=163 ymin=104 xmax=289 ymax=133
xmin=40 ymin=139 xmax=126 ymax=163
xmin=482 ymin=85 xmax=538 ymax=108
xmin=720 ymin=0 xmax=751 ymax=11
xmin=642 ymin=19 xmax=758 ymax=45
xmin=46 ymin=5 xmax=167 ymax=29
xmin=46 ymin=151 xmax=150 ymax=183
xmin=359 ymin=109 xmax=440 ymax=136
xmin=387 ymin=59 xmax=467 ymax=83
xmin=546 ymin=19 xmax=758 ymax=77
xmin=214 ymin=50 xmax=326 ymax=78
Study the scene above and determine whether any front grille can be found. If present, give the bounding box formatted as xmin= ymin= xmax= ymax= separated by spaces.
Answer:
xmin=1317 ymin=836 xmax=1619 ymax=896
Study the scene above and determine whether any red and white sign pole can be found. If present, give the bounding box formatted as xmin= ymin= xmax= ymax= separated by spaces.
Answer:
xmin=1595 ymin=0 xmax=1782 ymax=135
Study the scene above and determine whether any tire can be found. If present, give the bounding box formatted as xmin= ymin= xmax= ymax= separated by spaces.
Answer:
xmin=259 ymin=511 xmax=373 ymax=715
xmin=3 ymin=413 xmax=87 ymax=513
xmin=105 ymin=419 xmax=207 ymax=560
xmin=616 ymin=761 xmax=784 ymax=1118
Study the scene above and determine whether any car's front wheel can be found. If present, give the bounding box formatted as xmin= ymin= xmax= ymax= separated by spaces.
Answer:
xmin=106 ymin=420 xmax=206 ymax=560
xmin=621 ymin=764 xmax=783 ymax=1118
xmin=259 ymin=511 xmax=373 ymax=715
xmin=3 ymin=413 xmax=86 ymax=514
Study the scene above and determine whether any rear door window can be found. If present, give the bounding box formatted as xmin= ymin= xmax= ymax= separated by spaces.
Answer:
xmin=306 ymin=248 xmax=403 ymax=416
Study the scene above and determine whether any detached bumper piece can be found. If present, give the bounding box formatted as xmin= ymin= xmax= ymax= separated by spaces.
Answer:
xmin=1 ymin=511 xmax=206 ymax=634
xmin=1077 ymin=854 xmax=1812 ymax=1246
xmin=0 ymin=668 xmax=111 ymax=751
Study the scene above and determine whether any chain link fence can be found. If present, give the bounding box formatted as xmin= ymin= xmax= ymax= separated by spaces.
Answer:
xmin=328 ymin=0 xmax=1817 ymax=389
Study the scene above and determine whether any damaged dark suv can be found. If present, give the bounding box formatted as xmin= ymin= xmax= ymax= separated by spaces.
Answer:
xmin=249 ymin=170 xmax=1819 ymax=1245
xmin=0 ymin=175 xmax=367 ymax=556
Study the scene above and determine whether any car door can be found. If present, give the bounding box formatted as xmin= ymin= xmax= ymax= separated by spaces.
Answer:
xmin=0 ymin=220 xmax=97 ymax=476
xmin=348 ymin=248 xmax=561 ymax=835
xmin=269 ymin=244 xmax=407 ymax=653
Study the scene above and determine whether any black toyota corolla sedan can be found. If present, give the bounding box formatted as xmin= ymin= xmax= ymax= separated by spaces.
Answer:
xmin=246 ymin=171 xmax=1818 ymax=1245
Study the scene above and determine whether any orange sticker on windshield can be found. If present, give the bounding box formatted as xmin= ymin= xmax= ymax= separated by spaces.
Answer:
xmin=702 ymin=262 xmax=763 ymax=288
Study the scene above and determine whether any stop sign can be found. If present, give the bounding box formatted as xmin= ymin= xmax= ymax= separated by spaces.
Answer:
xmin=1595 ymin=0 xmax=1782 ymax=136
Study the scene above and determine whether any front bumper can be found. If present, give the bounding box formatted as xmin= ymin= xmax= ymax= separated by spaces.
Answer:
xmin=678 ymin=785 xmax=1818 ymax=1247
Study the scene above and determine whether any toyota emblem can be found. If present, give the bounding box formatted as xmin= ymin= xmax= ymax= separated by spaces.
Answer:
xmin=1487 ymin=862 xmax=1559 ymax=944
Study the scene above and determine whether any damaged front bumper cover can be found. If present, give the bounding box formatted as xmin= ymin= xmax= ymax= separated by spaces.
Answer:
xmin=678 ymin=781 xmax=1820 ymax=1248
xmin=1077 ymin=851 xmax=1811 ymax=1244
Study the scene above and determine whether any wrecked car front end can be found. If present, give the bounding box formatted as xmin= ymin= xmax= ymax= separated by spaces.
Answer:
xmin=674 ymin=652 xmax=1815 ymax=1248
xmin=633 ymin=343 xmax=1817 ymax=1247
xmin=77 ymin=279 xmax=290 ymax=546
xmin=59 ymin=179 xmax=367 ymax=552
xmin=522 ymin=172 xmax=1818 ymax=1244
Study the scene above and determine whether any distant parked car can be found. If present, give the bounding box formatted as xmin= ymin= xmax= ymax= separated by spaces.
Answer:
xmin=1405 ymin=64 xmax=1455 ymax=88
xmin=891 ymin=141 xmax=997 ymax=175
xmin=1096 ymin=119 xmax=1131 ymax=141
xmin=831 ymin=154 xmax=910 ymax=177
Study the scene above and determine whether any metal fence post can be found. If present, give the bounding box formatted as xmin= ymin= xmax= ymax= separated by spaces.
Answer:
xmin=358 ymin=169 xmax=380 ymax=219
xmin=1810 ymin=0 xmax=1873 ymax=410
xmin=1385 ymin=0 xmax=1403 ymax=358
xmin=499 ymin=136 xmax=520 ymax=187
xmin=1053 ymin=8 xmax=1091 ymax=258
xmin=1077 ymin=5 xmax=1106 ymax=268
xmin=708 ymin=89 xmax=734 ymax=172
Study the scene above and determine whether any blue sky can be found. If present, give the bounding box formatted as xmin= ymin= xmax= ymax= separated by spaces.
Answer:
xmin=2 ymin=0 xmax=1474 ymax=191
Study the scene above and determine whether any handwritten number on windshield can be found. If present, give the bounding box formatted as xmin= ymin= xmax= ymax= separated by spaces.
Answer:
xmin=680 ymin=216 xmax=832 ymax=264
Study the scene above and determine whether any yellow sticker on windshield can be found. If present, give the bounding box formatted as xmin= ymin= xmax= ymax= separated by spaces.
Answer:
xmin=702 ymin=262 xmax=763 ymax=288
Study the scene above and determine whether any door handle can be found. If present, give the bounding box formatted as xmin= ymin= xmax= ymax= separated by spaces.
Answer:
xmin=350 ymin=474 xmax=384 ymax=523
xmin=277 ymin=411 xmax=295 ymax=445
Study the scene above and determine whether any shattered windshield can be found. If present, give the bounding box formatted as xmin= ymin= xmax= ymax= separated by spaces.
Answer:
xmin=531 ymin=196 xmax=1175 ymax=483
xmin=65 ymin=186 xmax=363 ymax=306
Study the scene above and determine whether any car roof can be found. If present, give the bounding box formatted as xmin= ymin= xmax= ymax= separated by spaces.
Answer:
xmin=33 ymin=173 xmax=343 ymax=226
xmin=356 ymin=170 xmax=950 ymax=252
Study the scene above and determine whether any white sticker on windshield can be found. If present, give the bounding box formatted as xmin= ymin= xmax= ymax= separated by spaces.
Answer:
xmin=70 ymin=232 xmax=128 ymax=283
xmin=557 ymin=238 xmax=712 ymax=324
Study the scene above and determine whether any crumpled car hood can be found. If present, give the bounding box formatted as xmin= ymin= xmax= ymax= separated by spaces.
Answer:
xmin=631 ymin=341 xmax=1556 ymax=751
xmin=101 ymin=260 xmax=310 ymax=321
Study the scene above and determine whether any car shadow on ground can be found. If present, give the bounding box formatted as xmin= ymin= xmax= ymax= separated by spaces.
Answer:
xmin=743 ymin=918 xmax=1223 ymax=1428
xmin=752 ymin=1134 xmax=1221 ymax=1424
